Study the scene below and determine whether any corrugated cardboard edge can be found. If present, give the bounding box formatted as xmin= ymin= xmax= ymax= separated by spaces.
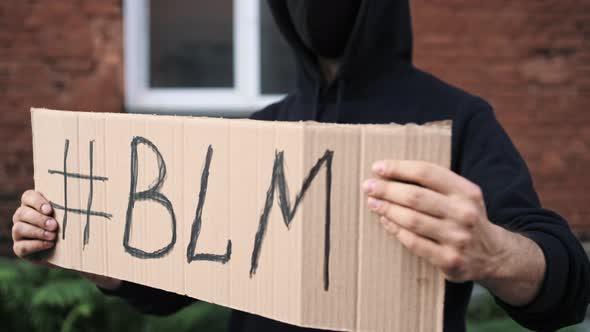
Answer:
xmin=31 ymin=108 xmax=38 ymax=186
xmin=31 ymin=107 xmax=452 ymax=133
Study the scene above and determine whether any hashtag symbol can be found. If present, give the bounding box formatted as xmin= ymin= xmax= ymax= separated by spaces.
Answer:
xmin=48 ymin=139 xmax=112 ymax=248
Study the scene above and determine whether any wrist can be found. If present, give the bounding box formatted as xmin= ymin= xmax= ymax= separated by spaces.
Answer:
xmin=477 ymin=224 xmax=546 ymax=306
xmin=480 ymin=223 xmax=515 ymax=282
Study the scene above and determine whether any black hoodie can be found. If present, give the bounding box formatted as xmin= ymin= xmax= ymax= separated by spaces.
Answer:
xmin=103 ymin=1 xmax=590 ymax=331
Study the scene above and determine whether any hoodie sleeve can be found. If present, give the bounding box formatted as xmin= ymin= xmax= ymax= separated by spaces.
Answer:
xmin=98 ymin=281 xmax=196 ymax=316
xmin=455 ymin=98 xmax=590 ymax=331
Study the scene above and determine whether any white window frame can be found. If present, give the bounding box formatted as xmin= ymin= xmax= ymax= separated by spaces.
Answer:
xmin=124 ymin=0 xmax=286 ymax=116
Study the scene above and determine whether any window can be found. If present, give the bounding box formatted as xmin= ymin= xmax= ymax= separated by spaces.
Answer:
xmin=124 ymin=0 xmax=296 ymax=115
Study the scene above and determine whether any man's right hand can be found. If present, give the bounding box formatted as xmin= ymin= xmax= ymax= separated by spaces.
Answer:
xmin=12 ymin=190 xmax=58 ymax=257
xmin=12 ymin=189 xmax=122 ymax=290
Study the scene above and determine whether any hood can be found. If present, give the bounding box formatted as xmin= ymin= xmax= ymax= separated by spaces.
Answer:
xmin=267 ymin=0 xmax=413 ymax=102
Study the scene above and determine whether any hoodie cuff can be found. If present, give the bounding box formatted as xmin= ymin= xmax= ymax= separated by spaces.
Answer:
xmin=494 ymin=230 xmax=569 ymax=315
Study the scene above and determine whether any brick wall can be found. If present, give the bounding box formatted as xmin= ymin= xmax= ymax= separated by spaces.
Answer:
xmin=0 ymin=1 xmax=123 ymax=256
xmin=411 ymin=1 xmax=590 ymax=234
xmin=0 ymin=1 xmax=588 ymax=256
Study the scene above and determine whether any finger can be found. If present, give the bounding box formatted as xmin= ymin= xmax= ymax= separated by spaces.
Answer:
xmin=363 ymin=179 xmax=448 ymax=218
xmin=13 ymin=206 xmax=58 ymax=231
xmin=379 ymin=216 xmax=466 ymax=278
xmin=21 ymin=190 xmax=53 ymax=215
xmin=379 ymin=215 xmax=400 ymax=235
xmin=444 ymin=201 xmax=481 ymax=228
xmin=372 ymin=199 xmax=476 ymax=247
xmin=383 ymin=220 xmax=450 ymax=268
xmin=13 ymin=240 xmax=54 ymax=258
xmin=369 ymin=198 xmax=455 ymax=242
xmin=372 ymin=160 xmax=478 ymax=196
xmin=12 ymin=222 xmax=56 ymax=241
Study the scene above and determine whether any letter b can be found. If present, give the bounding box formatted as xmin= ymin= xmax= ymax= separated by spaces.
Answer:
xmin=124 ymin=136 xmax=176 ymax=259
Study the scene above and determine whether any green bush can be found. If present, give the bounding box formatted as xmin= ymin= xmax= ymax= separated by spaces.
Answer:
xmin=466 ymin=288 xmax=585 ymax=332
xmin=0 ymin=258 xmax=230 ymax=332
xmin=0 ymin=257 xmax=586 ymax=332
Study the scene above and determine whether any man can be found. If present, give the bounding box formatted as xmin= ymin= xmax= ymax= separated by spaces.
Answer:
xmin=12 ymin=1 xmax=590 ymax=331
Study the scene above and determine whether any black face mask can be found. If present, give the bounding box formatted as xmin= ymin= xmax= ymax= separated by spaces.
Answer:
xmin=286 ymin=0 xmax=360 ymax=59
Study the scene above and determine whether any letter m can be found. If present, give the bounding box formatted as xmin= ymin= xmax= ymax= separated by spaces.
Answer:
xmin=250 ymin=149 xmax=333 ymax=291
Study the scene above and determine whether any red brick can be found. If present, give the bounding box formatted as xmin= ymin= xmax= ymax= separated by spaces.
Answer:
xmin=0 ymin=0 xmax=123 ymax=256
xmin=82 ymin=1 xmax=122 ymax=17
xmin=412 ymin=0 xmax=590 ymax=235
xmin=1 ymin=1 xmax=589 ymax=256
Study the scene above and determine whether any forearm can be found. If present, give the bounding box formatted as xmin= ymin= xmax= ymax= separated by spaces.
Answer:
xmin=479 ymin=224 xmax=546 ymax=306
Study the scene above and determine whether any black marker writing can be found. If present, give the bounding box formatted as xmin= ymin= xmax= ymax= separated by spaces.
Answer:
xmin=124 ymin=136 xmax=176 ymax=259
xmin=48 ymin=139 xmax=111 ymax=247
xmin=250 ymin=150 xmax=333 ymax=291
xmin=186 ymin=145 xmax=232 ymax=264
xmin=84 ymin=141 xmax=95 ymax=247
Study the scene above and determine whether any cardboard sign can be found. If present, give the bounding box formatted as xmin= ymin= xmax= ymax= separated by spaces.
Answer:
xmin=31 ymin=108 xmax=450 ymax=332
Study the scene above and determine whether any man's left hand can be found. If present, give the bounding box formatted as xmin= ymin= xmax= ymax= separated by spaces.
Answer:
xmin=362 ymin=159 xmax=509 ymax=283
